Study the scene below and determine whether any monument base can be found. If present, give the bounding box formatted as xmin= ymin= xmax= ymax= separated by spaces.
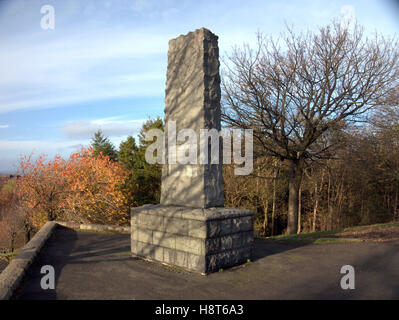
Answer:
xmin=131 ymin=204 xmax=254 ymax=274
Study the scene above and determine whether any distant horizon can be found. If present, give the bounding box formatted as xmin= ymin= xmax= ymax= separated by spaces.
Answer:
xmin=0 ymin=171 xmax=17 ymax=176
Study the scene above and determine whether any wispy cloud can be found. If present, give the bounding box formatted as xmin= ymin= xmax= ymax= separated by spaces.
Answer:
xmin=0 ymin=139 xmax=85 ymax=152
xmin=0 ymin=0 xmax=361 ymax=116
xmin=0 ymin=24 xmax=168 ymax=114
xmin=0 ymin=138 xmax=88 ymax=173
xmin=0 ymin=124 xmax=9 ymax=129
xmin=61 ymin=116 xmax=145 ymax=139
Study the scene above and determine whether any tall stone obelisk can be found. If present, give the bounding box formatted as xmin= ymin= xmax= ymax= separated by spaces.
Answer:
xmin=131 ymin=28 xmax=253 ymax=274
xmin=160 ymin=28 xmax=224 ymax=208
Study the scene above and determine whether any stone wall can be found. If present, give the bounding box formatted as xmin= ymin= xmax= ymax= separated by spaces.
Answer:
xmin=131 ymin=205 xmax=253 ymax=273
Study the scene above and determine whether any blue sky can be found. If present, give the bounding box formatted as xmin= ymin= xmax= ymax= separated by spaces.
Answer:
xmin=0 ymin=0 xmax=398 ymax=173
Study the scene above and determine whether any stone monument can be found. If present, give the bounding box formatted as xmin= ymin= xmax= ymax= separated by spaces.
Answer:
xmin=131 ymin=28 xmax=254 ymax=274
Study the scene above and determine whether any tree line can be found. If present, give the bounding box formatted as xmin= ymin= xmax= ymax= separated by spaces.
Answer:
xmin=222 ymin=19 xmax=399 ymax=234
xmin=224 ymin=110 xmax=399 ymax=235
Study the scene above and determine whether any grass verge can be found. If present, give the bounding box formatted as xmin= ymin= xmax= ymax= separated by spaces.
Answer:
xmin=0 ymin=250 xmax=20 ymax=262
xmin=264 ymin=221 xmax=399 ymax=243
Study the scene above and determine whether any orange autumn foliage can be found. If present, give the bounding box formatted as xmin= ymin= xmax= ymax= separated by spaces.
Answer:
xmin=63 ymin=147 xmax=130 ymax=225
xmin=16 ymin=147 xmax=130 ymax=228
xmin=17 ymin=153 xmax=68 ymax=228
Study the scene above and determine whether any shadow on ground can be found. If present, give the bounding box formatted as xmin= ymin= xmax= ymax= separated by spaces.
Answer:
xmin=12 ymin=226 xmax=399 ymax=300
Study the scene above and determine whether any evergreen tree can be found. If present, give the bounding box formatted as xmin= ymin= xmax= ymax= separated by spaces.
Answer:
xmin=118 ymin=136 xmax=138 ymax=170
xmin=119 ymin=117 xmax=164 ymax=206
xmin=90 ymin=129 xmax=117 ymax=161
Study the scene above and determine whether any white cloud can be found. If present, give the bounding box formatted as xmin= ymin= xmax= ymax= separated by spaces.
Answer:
xmin=0 ymin=139 xmax=84 ymax=152
xmin=0 ymin=85 xmax=161 ymax=114
xmin=61 ymin=117 xmax=145 ymax=139
xmin=0 ymin=139 xmax=89 ymax=173
xmin=0 ymin=124 xmax=9 ymax=129
xmin=0 ymin=27 xmax=169 ymax=114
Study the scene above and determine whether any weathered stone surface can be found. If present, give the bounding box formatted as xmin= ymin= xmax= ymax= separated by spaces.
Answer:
xmin=160 ymin=28 xmax=224 ymax=209
xmin=130 ymin=28 xmax=254 ymax=274
xmin=55 ymin=222 xmax=130 ymax=235
xmin=153 ymin=230 xmax=175 ymax=248
xmin=131 ymin=205 xmax=254 ymax=273
xmin=131 ymin=205 xmax=253 ymax=223
xmin=206 ymin=246 xmax=252 ymax=272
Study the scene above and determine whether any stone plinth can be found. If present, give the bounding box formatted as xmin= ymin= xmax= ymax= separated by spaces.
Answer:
xmin=160 ymin=28 xmax=224 ymax=209
xmin=131 ymin=205 xmax=253 ymax=274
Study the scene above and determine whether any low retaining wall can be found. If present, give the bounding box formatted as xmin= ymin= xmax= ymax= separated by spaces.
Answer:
xmin=0 ymin=221 xmax=57 ymax=300
xmin=0 ymin=221 xmax=130 ymax=300
xmin=56 ymin=221 xmax=130 ymax=234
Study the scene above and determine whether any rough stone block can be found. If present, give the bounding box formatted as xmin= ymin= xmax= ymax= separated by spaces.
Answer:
xmin=160 ymin=28 xmax=224 ymax=209
xmin=131 ymin=239 xmax=137 ymax=253
xmin=137 ymin=229 xmax=152 ymax=244
xmin=153 ymin=230 xmax=175 ymax=249
xmin=163 ymin=247 xmax=176 ymax=265
xmin=205 ymin=238 xmax=221 ymax=254
xmin=138 ymin=213 xmax=163 ymax=230
xmin=188 ymin=219 xmax=207 ymax=238
xmin=137 ymin=241 xmax=152 ymax=256
xmin=175 ymin=235 xmax=203 ymax=255
xmin=175 ymin=250 xmax=189 ymax=268
xmin=207 ymin=218 xmax=233 ymax=237
xmin=188 ymin=253 xmax=205 ymax=271
xmin=232 ymin=216 xmax=253 ymax=233
xmin=153 ymin=246 xmax=164 ymax=261
xmin=164 ymin=217 xmax=188 ymax=235
xmin=131 ymin=205 xmax=254 ymax=273
xmin=206 ymin=246 xmax=252 ymax=272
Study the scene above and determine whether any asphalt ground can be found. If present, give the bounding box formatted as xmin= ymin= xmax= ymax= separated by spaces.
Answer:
xmin=12 ymin=226 xmax=399 ymax=300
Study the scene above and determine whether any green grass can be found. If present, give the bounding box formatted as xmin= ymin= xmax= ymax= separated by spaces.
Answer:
xmin=161 ymin=262 xmax=188 ymax=273
xmin=267 ymin=237 xmax=362 ymax=244
xmin=265 ymin=221 xmax=399 ymax=242
xmin=112 ymin=250 xmax=132 ymax=257
xmin=0 ymin=250 xmax=20 ymax=261
xmin=312 ymin=238 xmax=363 ymax=244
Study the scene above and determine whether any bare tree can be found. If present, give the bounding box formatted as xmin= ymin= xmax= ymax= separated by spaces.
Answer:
xmin=222 ymin=20 xmax=399 ymax=234
xmin=0 ymin=199 xmax=26 ymax=254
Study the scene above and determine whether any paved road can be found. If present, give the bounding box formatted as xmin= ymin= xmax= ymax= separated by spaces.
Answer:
xmin=13 ymin=226 xmax=399 ymax=300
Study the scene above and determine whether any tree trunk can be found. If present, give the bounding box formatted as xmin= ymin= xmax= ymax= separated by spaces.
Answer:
xmin=10 ymin=233 xmax=16 ymax=253
xmin=312 ymin=170 xmax=324 ymax=232
xmin=287 ymin=159 xmax=303 ymax=235
xmin=297 ymin=183 xmax=302 ymax=234
xmin=396 ymin=185 xmax=399 ymax=221
xmin=312 ymin=182 xmax=319 ymax=232
xmin=327 ymin=173 xmax=331 ymax=231
xmin=312 ymin=201 xmax=318 ymax=232
xmin=24 ymin=219 xmax=32 ymax=244
xmin=263 ymin=199 xmax=269 ymax=236
xmin=271 ymin=169 xmax=278 ymax=236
